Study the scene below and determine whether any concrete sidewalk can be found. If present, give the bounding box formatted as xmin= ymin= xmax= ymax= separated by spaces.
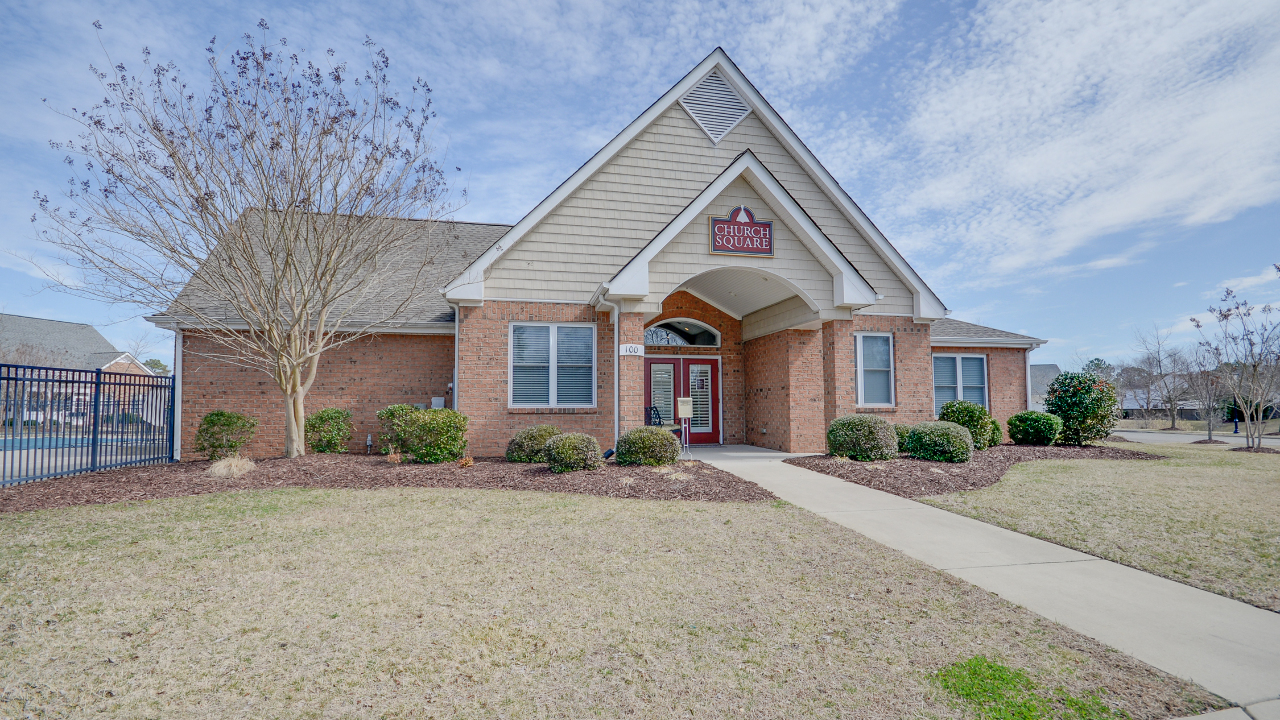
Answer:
xmin=692 ymin=445 xmax=1280 ymax=711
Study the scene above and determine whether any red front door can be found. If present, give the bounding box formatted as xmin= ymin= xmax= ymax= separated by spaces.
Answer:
xmin=644 ymin=357 xmax=720 ymax=445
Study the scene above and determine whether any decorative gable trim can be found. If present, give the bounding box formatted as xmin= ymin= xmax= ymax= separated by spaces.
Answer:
xmin=603 ymin=150 xmax=877 ymax=309
xmin=679 ymin=69 xmax=751 ymax=145
xmin=442 ymin=48 xmax=947 ymax=320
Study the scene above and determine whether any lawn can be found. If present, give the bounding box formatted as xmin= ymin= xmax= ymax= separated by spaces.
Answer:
xmin=0 ymin=487 xmax=1217 ymax=718
xmin=922 ymin=444 xmax=1280 ymax=611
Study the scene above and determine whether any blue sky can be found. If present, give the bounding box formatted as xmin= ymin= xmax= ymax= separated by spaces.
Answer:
xmin=2 ymin=0 xmax=1278 ymax=370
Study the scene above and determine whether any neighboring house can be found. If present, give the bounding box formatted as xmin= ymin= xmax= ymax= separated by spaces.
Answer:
xmin=1029 ymin=364 xmax=1061 ymax=412
xmin=0 ymin=313 xmax=151 ymax=374
xmin=151 ymin=49 xmax=1045 ymax=457
xmin=1 ymin=312 xmax=157 ymax=428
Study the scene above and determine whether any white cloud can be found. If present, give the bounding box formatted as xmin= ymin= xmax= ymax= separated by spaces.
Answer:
xmin=1215 ymin=265 xmax=1280 ymax=292
xmin=818 ymin=0 xmax=1280 ymax=290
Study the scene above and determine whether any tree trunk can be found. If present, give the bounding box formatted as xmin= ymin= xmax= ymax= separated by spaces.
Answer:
xmin=284 ymin=391 xmax=307 ymax=457
xmin=1167 ymin=404 xmax=1178 ymax=430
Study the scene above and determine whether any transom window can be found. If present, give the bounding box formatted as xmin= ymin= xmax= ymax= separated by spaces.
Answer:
xmin=510 ymin=323 xmax=596 ymax=407
xmin=933 ymin=354 xmax=988 ymax=415
xmin=643 ymin=318 xmax=720 ymax=347
xmin=856 ymin=334 xmax=894 ymax=406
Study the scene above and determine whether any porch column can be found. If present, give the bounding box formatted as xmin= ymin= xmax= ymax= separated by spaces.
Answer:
xmin=618 ymin=312 xmax=646 ymax=433
xmin=822 ymin=320 xmax=857 ymax=426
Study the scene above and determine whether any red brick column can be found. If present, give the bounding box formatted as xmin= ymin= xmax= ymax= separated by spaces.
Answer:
xmin=787 ymin=329 xmax=825 ymax=452
xmin=822 ymin=320 xmax=857 ymax=427
xmin=744 ymin=328 xmax=824 ymax=453
xmin=618 ymin=311 xmax=646 ymax=435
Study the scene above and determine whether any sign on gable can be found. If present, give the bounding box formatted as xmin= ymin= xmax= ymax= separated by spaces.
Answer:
xmin=709 ymin=206 xmax=773 ymax=257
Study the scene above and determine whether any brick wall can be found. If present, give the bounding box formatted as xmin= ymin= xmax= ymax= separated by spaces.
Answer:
xmin=103 ymin=359 xmax=151 ymax=375
xmin=644 ymin=291 xmax=745 ymax=445
xmin=932 ymin=345 xmax=1029 ymax=436
xmin=818 ymin=317 xmax=935 ymax=425
xmin=180 ymin=332 xmax=454 ymax=459
xmin=456 ymin=302 xmax=617 ymax=457
xmin=743 ymin=328 xmax=824 ymax=452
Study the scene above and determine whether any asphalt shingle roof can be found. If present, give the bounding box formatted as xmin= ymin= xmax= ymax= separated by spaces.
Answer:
xmin=931 ymin=318 xmax=1044 ymax=345
xmin=166 ymin=218 xmax=512 ymax=326
xmin=1029 ymin=364 xmax=1061 ymax=396
xmin=0 ymin=313 xmax=126 ymax=370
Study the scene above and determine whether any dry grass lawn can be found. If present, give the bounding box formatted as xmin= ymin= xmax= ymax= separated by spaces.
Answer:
xmin=922 ymin=444 xmax=1280 ymax=611
xmin=0 ymin=488 xmax=1219 ymax=718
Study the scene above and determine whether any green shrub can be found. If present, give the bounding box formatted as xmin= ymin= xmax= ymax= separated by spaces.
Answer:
xmin=904 ymin=421 xmax=973 ymax=463
xmin=305 ymin=408 xmax=352 ymax=453
xmin=987 ymin=417 xmax=1003 ymax=446
xmin=826 ymin=414 xmax=897 ymax=461
xmin=398 ymin=409 xmax=469 ymax=464
xmin=1045 ymin=372 xmax=1118 ymax=446
xmin=616 ymin=426 xmax=680 ymax=466
xmin=938 ymin=400 xmax=993 ymax=451
xmin=1007 ymin=411 xmax=1062 ymax=446
xmin=376 ymin=404 xmax=417 ymax=453
xmin=506 ymin=425 xmax=563 ymax=463
xmin=544 ymin=432 xmax=603 ymax=473
xmin=193 ymin=410 xmax=258 ymax=461
xmin=894 ymin=424 xmax=912 ymax=448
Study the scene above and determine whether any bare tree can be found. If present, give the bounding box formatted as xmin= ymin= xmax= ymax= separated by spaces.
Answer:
xmin=124 ymin=330 xmax=159 ymax=364
xmin=1115 ymin=362 xmax=1152 ymax=416
xmin=1192 ymin=266 xmax=1280 ymax=449
xmin=1184 ymin=345 xmax=1228 ymax=442
xmin=31 ymin=21 xmax=456 ymax=456
xmin=1134 ymin=325 xmax=1190 ymax=429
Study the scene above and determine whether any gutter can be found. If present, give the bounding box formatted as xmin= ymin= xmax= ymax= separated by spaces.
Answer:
xmin=591 ymin=285 xmax=621 ymax=449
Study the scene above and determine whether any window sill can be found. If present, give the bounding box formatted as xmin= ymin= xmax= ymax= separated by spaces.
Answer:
xmin=856 ymin=406 xmax=898 ymax=412
xmin=508 ymin=407 xmax=599 ymax=414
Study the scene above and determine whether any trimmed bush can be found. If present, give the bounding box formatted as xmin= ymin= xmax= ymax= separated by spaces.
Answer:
xmin=1045 ymin=372 xmax=1119 ymax=446
xmin=894 ymin=424 xmax=912 ymax=448
xmin=305 ymin=408 xmax=352 ymax=453
xmin=376 ymin=404 xmax=417 ymax=453
xmin=827 ymin=414 xmax=898 ymax=461
xmin=1007 ymin=411 xmax=1063 ymax=446
xmin=193 ymin=410 xmax=258 ymax=461
xmin=398 ymin=408 xmax=469 ymax=464
xmin=987 ymin=417 xmax=1003 ymax=446
xmin=544 ymin=432 xmax=604 ymax=473
xmin=506 ymin=425 xmax=563 ymax=463
xmin=904 ymin=421 xmax=973 ymax=463
xmin=938 ymin=400 xmax=993 ymax=451
xmin=617 ymin=426 xmax=680 ymax=466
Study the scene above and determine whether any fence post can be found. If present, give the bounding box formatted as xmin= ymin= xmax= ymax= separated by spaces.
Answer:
xmin=166 ymin=377 xmax=176 ymax=462
xmin=89 ymin=369 xmax=102 ymax=472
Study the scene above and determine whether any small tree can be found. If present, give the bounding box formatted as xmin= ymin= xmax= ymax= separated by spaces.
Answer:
xmin=1134 ymin=325 xmax=1190 ymax=429
xmin=1192 ymin=266 xmax=1280 ymax=449
xmin=32 ymin=21 xmax=456 ymax=457
xmin=1045 ymin=371 xmax=1118 ymax=445
xmin=1183 ymin=345 xmax=1228 ymax=442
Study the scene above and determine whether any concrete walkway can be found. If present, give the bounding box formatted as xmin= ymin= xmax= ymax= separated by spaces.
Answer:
xmin=691 ymin=445 xmax=1280 ymax=712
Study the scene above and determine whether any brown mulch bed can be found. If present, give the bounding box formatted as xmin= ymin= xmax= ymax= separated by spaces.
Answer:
xmin=784 ymin=444 xmax=1164 ymax=499
xmin=1191 ymin=438 xmax=1228 ymax=444
xmin=1230 ymin=445 xmax=1280 ymax=454
xmin=1103 ymin=434 xmax=1133 ymax=442
xmin=0 ymin=455 xmax=775 ymax=514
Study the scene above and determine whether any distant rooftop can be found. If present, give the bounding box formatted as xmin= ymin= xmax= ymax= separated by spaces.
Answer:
xmin=0 ymin=312 xmax=131 ymax=370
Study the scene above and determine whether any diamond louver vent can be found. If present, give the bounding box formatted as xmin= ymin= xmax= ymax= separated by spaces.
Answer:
xmin=679 ymin=70 xmax=751 ymax=145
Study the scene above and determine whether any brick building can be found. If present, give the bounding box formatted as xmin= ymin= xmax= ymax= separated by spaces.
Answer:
xmin=154 ymin=49 xmax=1043 ymax=458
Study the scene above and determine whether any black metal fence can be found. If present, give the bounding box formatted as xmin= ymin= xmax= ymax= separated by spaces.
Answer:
xmin=1 ymin=363 xmax=174 ymax=487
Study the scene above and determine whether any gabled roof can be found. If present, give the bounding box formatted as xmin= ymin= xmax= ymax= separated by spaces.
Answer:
xmin=443 ymin=48 xmax=947 ymax=320
xmin=931 ymin=318 xmax=1045 ymax=348
xmin=0 ymin=313 xmax=145 ymax=371
xmin=1030 ymin=364 xmax=1061 ymax=396
xmin=604 ymin=150 xmax=877 ymax=309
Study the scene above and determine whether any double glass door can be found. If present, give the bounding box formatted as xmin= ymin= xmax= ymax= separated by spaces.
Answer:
xmin=644 ymin=357 xmax=720 ymax=445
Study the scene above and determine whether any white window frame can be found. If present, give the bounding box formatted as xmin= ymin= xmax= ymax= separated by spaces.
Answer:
xmin=932 ymin=353 xmax=989 ymax=415
xmin=855 ymin=333 xmax=895 ymax=407
xmin=508 ymin=322 xmax=597 ymax=408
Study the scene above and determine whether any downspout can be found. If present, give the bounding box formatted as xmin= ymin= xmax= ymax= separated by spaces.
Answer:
xmin=1025 ymin=346 xmax=1033 ymax=411
xmin=448 ymin=302 xmax=460 ymax=411
xmin=595 ymin=293 xmax=621 ymax=449
xmin=173 ymin=328 xmax=184 ymax=460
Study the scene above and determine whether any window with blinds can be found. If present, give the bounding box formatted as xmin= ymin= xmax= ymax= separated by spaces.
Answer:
xmin=510 ymin=323 xmax=596 ymax=407
xmin=932 ymin=355 xmax=987 ymax=415
xmin=856 ymin=334 xmax=894 ymax=406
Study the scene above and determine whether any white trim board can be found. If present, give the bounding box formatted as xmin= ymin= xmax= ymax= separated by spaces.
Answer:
xmin=442 ymin=48 xmax=947 ymax=320
xmin=603 ymin=150 xmax=876 ymax=309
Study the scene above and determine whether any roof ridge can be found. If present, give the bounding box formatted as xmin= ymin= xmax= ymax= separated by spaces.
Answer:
xmin=0 ymin=312 xmax=95 ymax=327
